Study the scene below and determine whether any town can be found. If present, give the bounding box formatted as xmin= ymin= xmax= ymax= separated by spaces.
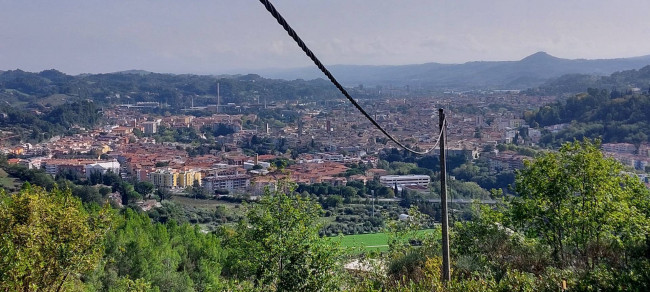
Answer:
xmin=3 ymin=87 xmax=649 ymax=214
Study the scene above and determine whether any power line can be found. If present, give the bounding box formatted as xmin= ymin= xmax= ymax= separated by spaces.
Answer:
xmin=258 ymin=0 xmax=443 ymax=155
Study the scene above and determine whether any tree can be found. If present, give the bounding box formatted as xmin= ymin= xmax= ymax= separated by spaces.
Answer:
xmin=322 ymin=195 xmax=343 ymax=209
xmin=117 ymin=182 xmax=141 ymax=205
xmin=224 ymin=180 xmax=341 ymax=291
xmin=102 ymin=170 xmax=121 ymax=187
xmin=377 ymin=186 xmax=395 ymax=198
xmin=156 ymin=188 xmax=172 ymax=202
xmin=511 ymin=139 xmax=650 ymax=268
xmin=72 ymin=184 xmax=103 ymax=205
xmin=86 ymin=209 xmax=224 ymax=291
xmin=340 ymin=186 xmax=358 ymax=198
xmin=0 ymin=184 xmax=113 ymax=291
xmin=190 ymin=180 xmax=210 ymax=199
xmin=134 ymin=181 xmax=155 ymax=198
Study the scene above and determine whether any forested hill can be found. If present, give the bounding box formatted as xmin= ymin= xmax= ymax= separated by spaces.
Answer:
xmin=524 ymin=89 xmax=650 ymax=145
xmin=0 ymin=100 xmax=100 ymax=142
xmin=526 ymin=65 xmax=650 ymax=96
xmin=0 ymin=69 xmax=343 ymax=109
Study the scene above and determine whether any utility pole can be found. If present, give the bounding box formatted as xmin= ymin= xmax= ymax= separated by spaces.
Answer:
xmin=439 ymin=108 xmax=451 ymax=282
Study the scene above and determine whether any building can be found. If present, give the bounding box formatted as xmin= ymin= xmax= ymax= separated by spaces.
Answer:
xmin=41 ymin=159 xmax=99 ymax=176
xmin=488 ymin=152 xmax=527 ymax=172
xmin=85 ymin=161 xmax=121 ymax=179
xmin=111 ymin=126 xmax=133 ymax=135
xmin=602 ymin=143 xmax=636 ymax=155
xmin=203 ymin=174 xmax=250 ymax=192
xmin=148 ymin=169 xmax=178 ymax=189
xmin=379 ymin=175 xmax=430 ymax=188
xmin=177 ymin=170 xmax=202 ymax=188
xmin=142 ymin=121 xmax=157 ymax=134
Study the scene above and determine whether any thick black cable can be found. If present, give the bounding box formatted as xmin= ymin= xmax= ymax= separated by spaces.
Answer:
xmin=259 ymin=0 xmax=442 ymax=155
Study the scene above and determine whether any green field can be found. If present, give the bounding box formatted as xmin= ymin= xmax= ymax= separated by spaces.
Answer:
xmin=337 ymin=232 xmax=391 ymax=252
xmin=333 ymin=229 xmax=439 ymax=253
xmin=0 ymin=168 xmax=20 ymax=191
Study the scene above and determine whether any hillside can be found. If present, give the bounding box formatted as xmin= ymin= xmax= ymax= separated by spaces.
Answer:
xmin=527 ymin=65 xmax=650 ymax=95
xmin=524 ymin=89 xmax=650 ymax=145
xmin=523 ymin=65 xmax=650 ymax=146
xmin=262 ymin=52 xmax=650 ymax=89
xmin=0 ymin=70 xmax=343 ymax=109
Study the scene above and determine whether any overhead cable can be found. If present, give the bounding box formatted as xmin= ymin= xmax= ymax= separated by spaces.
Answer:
xmin=258 ymin=0 xmax=444 ymax=155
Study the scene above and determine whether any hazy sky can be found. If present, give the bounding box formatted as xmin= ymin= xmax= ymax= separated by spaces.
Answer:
xmin=2 ymin=0 xmax=650 ymax=75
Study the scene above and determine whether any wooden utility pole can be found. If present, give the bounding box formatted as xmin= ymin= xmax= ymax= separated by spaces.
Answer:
xmin=439 ymin=108 xmax=451 ymax=281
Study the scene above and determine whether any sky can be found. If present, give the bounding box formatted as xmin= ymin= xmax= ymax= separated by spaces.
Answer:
xmin=1 ymin=0 xmax=650 ymax=75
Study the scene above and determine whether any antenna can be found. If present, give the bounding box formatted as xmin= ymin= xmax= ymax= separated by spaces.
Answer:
xmin=217 ymin=82 xmax=220 ymax=113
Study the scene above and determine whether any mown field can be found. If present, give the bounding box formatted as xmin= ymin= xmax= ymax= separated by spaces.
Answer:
xmin=334 ymin=229 xmax=439 ymax=253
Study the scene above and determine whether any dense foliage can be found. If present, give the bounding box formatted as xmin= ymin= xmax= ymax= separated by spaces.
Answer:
xmin=222 ymin=181 xmax=341 ymax=291
xmin=525 ymin=89 xmax=650 ymax=145
xmin=0 ymin=100 xmax=100 ymax=143
xmin=0 ymin=185 xmax=113 ymax=291
xmin=85 ymin=209 xmax=225 ymax=291
xmin=512 ymin=140 xmax=650 ymax=266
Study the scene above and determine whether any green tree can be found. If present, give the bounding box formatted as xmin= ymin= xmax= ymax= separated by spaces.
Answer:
xmin=322 ymin=195 xmax=343 ymax=209
xmin=117 ymin=182 xmax=141 ymax=205
xmin=87 ymin=209 xmax=224 ymax=291
xmin=377 ymin=186 xmax=395 ymax=198
xmin=156 ymin=188 xmax=172 ymax=202
xmin=134 ymin=181 xmax=154 ymax=198
xmin=0 ymin=184 xmax=113 ymax=291
xmin=224 ymin=180 xmax=341 ymax=291
xmin=511 ymin=139 xmax=650 ymax=268
xmin=340 ymin=186 xmax=358 ymax=198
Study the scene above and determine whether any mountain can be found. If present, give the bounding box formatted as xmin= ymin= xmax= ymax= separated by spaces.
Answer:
xmin=262 ymin=52 xmax=650 ymax=90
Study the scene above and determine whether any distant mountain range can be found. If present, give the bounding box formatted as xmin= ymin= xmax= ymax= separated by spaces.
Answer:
xmin=261 ymin=52 xmax=650 ymax=90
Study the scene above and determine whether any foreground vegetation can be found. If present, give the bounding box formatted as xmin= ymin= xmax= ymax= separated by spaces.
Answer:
xmin=1 ymin=139 xmax=650 ymax=291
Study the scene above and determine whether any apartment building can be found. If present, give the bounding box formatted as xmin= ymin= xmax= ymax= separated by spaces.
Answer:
xmin=379 ymin=175 xmax=430 ymax=188
xmin=203 ymin=174 xmax=251 ymax=192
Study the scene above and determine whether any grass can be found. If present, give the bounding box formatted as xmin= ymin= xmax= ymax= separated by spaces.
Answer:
xmin=336 ymin=232 xmax=391 ymax=252
xmin=171 ymin=195 xmax=245 ymax=217
xmin=171 ymin=195 xmax=238 ymax=209
xmin=333 ymin=229 xmax=439 ymax=253
xmin=0 ymin=168 xmax=20 ymax=191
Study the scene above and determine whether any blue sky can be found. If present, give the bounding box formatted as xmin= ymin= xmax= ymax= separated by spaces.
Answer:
xmin=1 ymin=0 xmax=649 ymax=75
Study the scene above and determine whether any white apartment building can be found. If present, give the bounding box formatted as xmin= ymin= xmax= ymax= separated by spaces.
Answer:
xmin=85 ymin=161 xmax=121 ymax=178
xmin=379 ymin=175 xmax=430 ymax=188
